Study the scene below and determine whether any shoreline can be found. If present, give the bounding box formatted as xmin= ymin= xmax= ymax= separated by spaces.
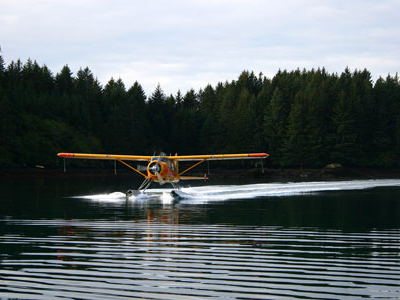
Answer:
xmin=1 ymin=166 xmax=400 ymax=180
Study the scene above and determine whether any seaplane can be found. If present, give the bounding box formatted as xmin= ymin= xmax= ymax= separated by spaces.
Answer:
xmin=57 ymin=152 xmax=269 ymax=198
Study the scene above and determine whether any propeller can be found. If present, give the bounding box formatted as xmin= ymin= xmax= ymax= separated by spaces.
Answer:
xmin=148 ymin=161 xmax=161 ymax=175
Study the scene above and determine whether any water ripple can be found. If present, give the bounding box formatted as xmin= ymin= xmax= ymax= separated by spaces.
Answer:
xmin=1 ymin=219 xmax=400 ymax=299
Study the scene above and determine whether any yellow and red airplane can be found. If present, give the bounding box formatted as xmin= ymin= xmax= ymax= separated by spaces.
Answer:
xmin=57 ymin=152 xmax=269 ymax=193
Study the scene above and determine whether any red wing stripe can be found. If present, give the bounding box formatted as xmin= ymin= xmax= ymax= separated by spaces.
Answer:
xmin=58 ymin=153 xmax=74 ymax=157
xmin=249 ymin=153 xmax=269 ymax=158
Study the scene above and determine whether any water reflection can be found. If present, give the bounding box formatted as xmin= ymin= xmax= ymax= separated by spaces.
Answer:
xmin=1 ymin=218 xmax=400 ymax=299
xmin=1 ymin=178 xmax=400 ymax=299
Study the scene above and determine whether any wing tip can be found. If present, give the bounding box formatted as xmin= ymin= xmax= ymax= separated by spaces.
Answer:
xmin=249 ymin=153 xmax=270 ymax=158
xmin=57 ymin=153 xmax=74 ymax=158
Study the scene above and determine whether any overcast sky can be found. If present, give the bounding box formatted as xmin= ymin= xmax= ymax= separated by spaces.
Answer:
xmin=1 ymin=0 xmax=399 ymax=96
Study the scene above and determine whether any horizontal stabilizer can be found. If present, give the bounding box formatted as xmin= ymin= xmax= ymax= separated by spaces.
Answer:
xmin=180 ymin=175 xmax=209 ymax=180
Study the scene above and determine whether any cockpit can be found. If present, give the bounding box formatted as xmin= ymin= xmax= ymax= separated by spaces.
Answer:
xmin=150 ymin=156 xmax=168 ymax=163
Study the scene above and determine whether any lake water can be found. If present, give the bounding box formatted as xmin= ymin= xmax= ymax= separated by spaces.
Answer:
xmin=1 ymin=177 xmax=400 ymax=299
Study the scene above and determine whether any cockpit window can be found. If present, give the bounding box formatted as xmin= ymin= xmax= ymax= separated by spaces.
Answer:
xmin=151 ymin=156 xmax=168 ymax=163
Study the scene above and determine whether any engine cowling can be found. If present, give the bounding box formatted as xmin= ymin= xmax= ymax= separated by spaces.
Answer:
xmin=148 ymin=161 xmax=162 ymax=175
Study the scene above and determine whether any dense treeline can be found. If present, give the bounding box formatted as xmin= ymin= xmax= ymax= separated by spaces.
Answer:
xmin=0 ymin=48 xmax=399 ymax=168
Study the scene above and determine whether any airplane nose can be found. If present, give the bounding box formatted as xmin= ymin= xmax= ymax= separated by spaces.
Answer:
xmin=148 ymin=162 xmax=161 ymax=175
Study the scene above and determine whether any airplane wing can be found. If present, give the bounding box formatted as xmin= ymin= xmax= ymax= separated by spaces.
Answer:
xmin=57 ymin=153 xmax=153 ymax=161
xmin=57 ymin=152 xmax=269 ymax=161
xmin=170 ymin=153 xmax=269 ymax=161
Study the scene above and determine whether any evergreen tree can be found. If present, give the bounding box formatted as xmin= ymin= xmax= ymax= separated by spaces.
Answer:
xmin=331 ymin=91 xmax=359 ymax=165
xmin=373 ymin=75 xmax=400 ymax=166
xmin=217 ymin=83 xmax=237 ymax=152
xmin=237 ymin=70 xmax=263 ymax=96
xmin=55 ymin=65 xmax=74 ymax=95
xmin=74 ymin=67 xmax=102 ymax=135
xmin=302 ymin=69 xmax=332 ymax=166
xmin=4 ymin=60 xmax=23 ymax=110
xmin=102 ymin=78 xmax=129 ymax=153
xmin=352 ymin=69 xmax=374 ymax=165
xmin=147 ymin=84 xmax=169 ymax=152
xmin=229 ymin=88 xmax=256 ymax=152
xmin=263 ymin=88 xmax=286 ymax=165
xmin=252 ymin=76 xmax=271 ymax=152
xmin=282 ymin=91 xmax=308 ymax=167
xmin=199 ymin=85 xmax=220 ymax=153
xmin=126 ymin=81 xmax=149 ymax=154
xmin=175 ymin=89 xmax=202 ymax=153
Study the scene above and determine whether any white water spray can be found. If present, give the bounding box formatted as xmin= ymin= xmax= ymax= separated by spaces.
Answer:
xmin=74 ymin=179 xmax=400 ymax=203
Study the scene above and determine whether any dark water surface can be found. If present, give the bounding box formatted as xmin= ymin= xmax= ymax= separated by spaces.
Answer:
xmin=1 ymin=177 xmax=400 ymax=299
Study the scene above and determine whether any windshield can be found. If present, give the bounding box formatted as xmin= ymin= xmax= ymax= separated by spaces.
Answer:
xmin=151 ymin=156 xmax=168 ymax=163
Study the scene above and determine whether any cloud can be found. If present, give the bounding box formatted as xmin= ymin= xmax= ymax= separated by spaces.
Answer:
xmin=1 ymin=0 xmax=399 ymax=96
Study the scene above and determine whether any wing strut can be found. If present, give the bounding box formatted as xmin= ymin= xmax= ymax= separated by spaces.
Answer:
xmin=117 ymin=159 xmax=148 ymax=179
xmin=179 ymin=159 xmax=207 ymax=176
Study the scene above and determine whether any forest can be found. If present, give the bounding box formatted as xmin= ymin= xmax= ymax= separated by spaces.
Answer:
xmin=0 ymin=47 xmax=399 ymax=169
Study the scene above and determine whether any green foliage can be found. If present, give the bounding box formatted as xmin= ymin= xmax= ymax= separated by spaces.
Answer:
xmin=282 ymin=91 xmax=309 ymax=167
xmin=55 ymin=65 xmax=74 ymax=95
xmin=0 ymin=47 xmax=399 ymax=168
xmin=264 ymin=88 xmax=286 ymax=165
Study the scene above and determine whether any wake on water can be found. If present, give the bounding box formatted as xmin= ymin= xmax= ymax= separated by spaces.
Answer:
xmin=74 ymin=179 xmax=400 ymax=204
